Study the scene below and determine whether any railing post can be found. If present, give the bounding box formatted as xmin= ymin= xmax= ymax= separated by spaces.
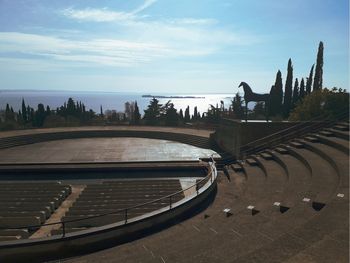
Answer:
xmin=124 ymin=209 xmax=128 ymax=224
xmin=169 ymin=196 xmax=172 ymax=209
xmin=62 ymin=222 xmax=66 ymax=238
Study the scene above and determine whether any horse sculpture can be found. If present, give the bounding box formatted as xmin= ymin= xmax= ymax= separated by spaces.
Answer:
xmin=238 ymin=81 xmax=270 ymax=121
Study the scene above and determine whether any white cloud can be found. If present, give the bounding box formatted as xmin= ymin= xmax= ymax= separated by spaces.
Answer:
xmin=131 ymin=0 xmax=157 ymax=15
xmin=167 ymin=18 xmax=218 ymax=26
xmin=62 ymin=0 xmax=157 ymax=23
xmin=0 ymin=32 xmax=218 ymax=69
xmin=61 ymin=7 xmax=132 ymax=22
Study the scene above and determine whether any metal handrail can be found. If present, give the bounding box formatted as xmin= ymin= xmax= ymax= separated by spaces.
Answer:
xmin=0 ymin=160 xmax=217 ymax=238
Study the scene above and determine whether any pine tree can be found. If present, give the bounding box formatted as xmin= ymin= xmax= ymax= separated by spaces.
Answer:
xmin=299 ymin=78 xmax=306 ymax=99
xmin=283 ymin=58 xmax=293 ymax=118
xmin=292 ymin=78 xmax=299 ymax=109
xmin=165 ymin=103 xmax=179 ymax=126
xmin=231 ymin=93 xmax=244 ymax=119
xmin=313 ymin=41 xmax=324 ymax=91
xmin=143 ymin=98 xmax=162 ymax=125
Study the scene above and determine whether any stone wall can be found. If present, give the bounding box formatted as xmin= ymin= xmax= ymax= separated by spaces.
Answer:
xmin=213 ymin=119 xmax=299 ymax=158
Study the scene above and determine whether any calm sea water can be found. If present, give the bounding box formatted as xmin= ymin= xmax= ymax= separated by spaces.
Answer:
xmin=0 ymin=91 xmax=235 ymax=116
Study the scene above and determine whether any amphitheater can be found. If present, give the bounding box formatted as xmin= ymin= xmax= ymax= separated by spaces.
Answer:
xmin=0 ymin=119 xmax=348 ymax=263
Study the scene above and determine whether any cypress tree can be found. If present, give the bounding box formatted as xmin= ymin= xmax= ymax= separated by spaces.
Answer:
xmin=46 ymin=105 xmax=51 ymax=116
xmin=133 ymin=101 xmax=141 ymax=124
xmin=283 ymin=58 xmax=293 ymax=118
xmin=292 ymin=78 xmax=299 ymax=109
xmin=305 ymin=64 xmax=314 ymax=94
xmin=313 ymin=41 xmax=324 ymax=91
xmin=35 ymin=103 xmax=46 ymax=127
xmin=100 ymin=105 xmax=104 ymax=117
xmin=184 ymin=106 xmax=190 ymax=122
xmin=193 ymin=106 xmax=198 ymax=121
xmin=269 ymin=70 xmax=283 ymax=116
xmin=5 ymin=104 xmax=11 ymax=121
xmin=299 ymin=78 xmax=305 ymax=99
xmin=21 ymin=99 xmax=27 ymax=123
xmin=179 ymin=109 xmax=184 ymax=120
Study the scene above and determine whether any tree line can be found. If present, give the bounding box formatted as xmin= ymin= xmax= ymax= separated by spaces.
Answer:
xmin=269 ymin=41 xmax=325 ymax=119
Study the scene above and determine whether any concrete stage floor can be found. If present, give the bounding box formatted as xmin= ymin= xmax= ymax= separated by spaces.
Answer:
xmin=0 ymin=138 xmax=219 ymax=163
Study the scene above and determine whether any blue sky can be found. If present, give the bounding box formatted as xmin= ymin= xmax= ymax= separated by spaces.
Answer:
xmin=0 ymin=0 xmax=348 ymax=93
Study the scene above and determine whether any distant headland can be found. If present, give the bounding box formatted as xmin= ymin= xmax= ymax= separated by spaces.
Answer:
xmin=142 ymin=95 xmax=205 ymax=99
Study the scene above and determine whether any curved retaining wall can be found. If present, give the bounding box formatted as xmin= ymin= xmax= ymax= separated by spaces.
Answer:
xmin=0 ymin=129 xmax=213 ymax=150
xmin=0 ymin=163 xmax=217 ymax=262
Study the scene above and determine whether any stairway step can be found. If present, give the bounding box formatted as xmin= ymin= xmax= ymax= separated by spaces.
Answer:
xmin=290 ymin=141 xmax=304 ymax=148
xmin=319 ymin=130 xmax=334 ymax=137
xmin=260 ymin=152 xmax=273 ymax=160
xmin=304 ymin=136 xmax=320 ymax=143
xmin=231 ymin=163 xmax=243 ymax=172
xmin=333 ymin=124 xmax=349 ymax=131
xmin=275 ymin=147 xmax=288 ymax=154
xmin=246 ymin=158 xmax=258 ymax=166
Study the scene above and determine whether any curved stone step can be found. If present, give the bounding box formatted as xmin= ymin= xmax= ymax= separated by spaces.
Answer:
xmin=314 ymin=134 xmax=349 ymax=155
xmin=285 ymin=145 xmax=339 ymax=205
xmin=267 ymin=149 xmax=312 ymax=208
xmin=301 ymin=139 xmax=349 ymax=190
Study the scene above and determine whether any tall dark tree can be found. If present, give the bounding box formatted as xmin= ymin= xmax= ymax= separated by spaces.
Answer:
xmin=313 ymin=41 xmax=324 ymax=91
xmin=269 ymin=70 xmax=283 ymax=116
xmin=66 ymin=98 xmax=76 ymax=116
xmin=21 ymin=99 xmax=27 ymax=123
xmin=193 ymin=106 xmax=198 ymax=121
xmin=35 ymin=103 xmax=46 ymax=127
xmin=133 ymin=101 xmax=141 ymax=124
xmin=299 ymin=78 xmax=306 ymax=99
xmin=100 ymin=105 xmax=104 ymax=117
xmin=305 ymin=64 xmax=314 ymax=94
xmin=292 ymin=78 xmax=299 ymax=109
xmin=165 ymin=103 xmax=179 ymax=126
xmin=184 ymin=106 xmax=190 ymax=122
xmin=283 ymin=58 xmax=293 ymax=118
xmin=46 ymin=106 xmax=51 ymax=116
xmin=143 ymin=98 xmax=162 ymax=125
xmin=179 ymin=109 xmax=184 ymax=120
xmin=231 ymin=92 xmax=244 ymax=119
xmin=5 ymin=104 xmax=15 ymax=122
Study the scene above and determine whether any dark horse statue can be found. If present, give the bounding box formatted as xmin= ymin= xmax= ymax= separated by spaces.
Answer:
xmin=238 ymin=81 xmax=270 ymax=121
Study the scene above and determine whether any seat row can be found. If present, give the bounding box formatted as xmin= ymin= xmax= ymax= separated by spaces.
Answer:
xmin=0 ymin=182 xmax=71 ymax=241
xmin=54 ymin=180 xmax=184 ymax=234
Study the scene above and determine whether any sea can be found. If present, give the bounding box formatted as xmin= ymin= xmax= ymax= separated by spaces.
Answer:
xmin=0 ymin=90 xmax=237 ymax=116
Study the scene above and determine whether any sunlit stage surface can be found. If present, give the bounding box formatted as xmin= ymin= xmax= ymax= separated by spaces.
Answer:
xmin=0 ymin=137 xmax=219 ymax=163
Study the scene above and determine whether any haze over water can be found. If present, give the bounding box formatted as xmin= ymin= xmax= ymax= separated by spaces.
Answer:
xmin=0 ymin=90 xmax=235 ymax=116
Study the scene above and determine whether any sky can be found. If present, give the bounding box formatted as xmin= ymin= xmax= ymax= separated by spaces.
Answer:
xmin=0 ymin=0 xmax=348 ymax=94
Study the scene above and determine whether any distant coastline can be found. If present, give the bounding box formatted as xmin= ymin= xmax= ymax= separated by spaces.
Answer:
xmin=142 ymin=95 xmax=205 ymax=99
